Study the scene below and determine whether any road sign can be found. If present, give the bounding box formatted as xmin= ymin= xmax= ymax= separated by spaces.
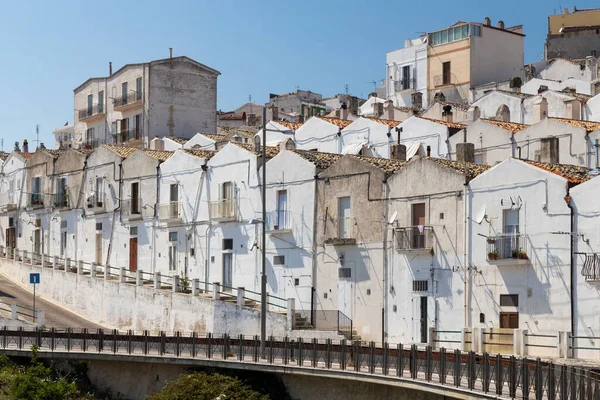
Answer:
xmin=30 ymin=273 xmax=40 ymax=284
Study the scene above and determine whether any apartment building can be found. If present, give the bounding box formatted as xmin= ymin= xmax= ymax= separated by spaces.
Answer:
xmin=72 ymin=55 xmax=220 ymax=150
xmin=545 ymin=7 xmax=600 ymax=60
xmin=53 ymin=124 xmax=74 ymax=149
xmin=385 ymin=36 xmax=428 ymax=109
xmin=268 ymin=90 xmax=327 ymax=121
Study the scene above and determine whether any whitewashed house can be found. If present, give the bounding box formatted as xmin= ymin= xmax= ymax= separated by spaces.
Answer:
xmin=293 ymin=116 xmax=352 ymax=153
xmin=386 ymin=157 xmax=489 ymax=344
xmin=254 ymin=120 xmax=301 ymax=146
xmin=449 ymin=119 xmax=529 ymax=165
xmin=471 ymin=90 xmax=534 ymax=123
xmin=521 ymin=78 xmax=592 ymax=96
xmin=339 ymin=117 xmax=400 ymax=158
xmin=528 ymin=57 xmax=598 ymax=83
xmin=155 ymin=148 xmax=215 ymax=278
xmin=523 ymin=91 xmax=593 ymax=123
xmin=263 ymin=145 xmax=341 ymax=312
xmin=421 ymin=101 xmax=470 ymax=124
xmin=0 ymin=152 xmax=27 ymax=250
xmin=396 ymin=116 xmax=466 ymax=159
xmin=589 ymin=94 xmax=600 ymax=122
xmin=468 ymin=158 xmax=590 ymax=335
xmin=385 ymin=36 xmax=428 ymax=108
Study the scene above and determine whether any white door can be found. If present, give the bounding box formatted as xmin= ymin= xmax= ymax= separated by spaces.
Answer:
xmin=33 ymin=230 xmax=41 ymax=255
xmin=503 ymin=209 xmax=519 ymax=258
xmin=277 ymin=190 xmax=288 ymax=229
xmin=222 ymin=253 xmax=233 ymax=291
xmin=337 ymin=260 xmax=353 ymax=318
xmin=338 ymin=197 xmax=351 ymax=238
xmin=412 ymin=297 xmax=422 ymax=343
xmin=168 ymin=244 xmax=178 ymax=272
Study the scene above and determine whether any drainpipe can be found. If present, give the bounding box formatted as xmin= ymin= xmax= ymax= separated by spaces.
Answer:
xmin=564 ymin=193 xmax=575 ymax=337
xmin=311 ymin=174 xmax=319 ymax=327
xmin=382 ymin=178 xmax=389 ymax=344
xmin=154 ymin=164 xmax=160 ymax=273
xmin=463 ymin=178 xmax=469 ymax=328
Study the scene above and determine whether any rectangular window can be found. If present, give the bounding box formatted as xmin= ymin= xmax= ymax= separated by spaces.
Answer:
xmin=87 ymin=94 xmax=93 ymax=115
xmin=277 ymin=190 xmax=288 ymax=229
xmin=169 ymin=245 xmax=177 ymax=271
xmin=338 ymin=268 xmax=352 ymax=278
xmin=136 ymin=77 xmax=142 ymax=100
xmin=412 ymin=280 xmax=429 ymax=292
xmin=433 ymin=31 xmax=441 ymax=45
xmin=122 ymin=82 xmax=128 ymax=104
xmin=60 ymin=220 xmax=67 ymax=229
xmin=56 ymin=177 xmax=67 ymax=206
xmin=98 ymin=90 xmax=104 ymax=113
xmin=442 ymin=62 xmax=451 ymax=85
xmin=131 ymin=182 xmax=140 ymax=214
xmin=273 ymin=255 xmax=285 ymax=265
xmin=134 ymin=114 xmax=141 ymax=139
xmin=338 ymin=196 xmax=352 ymax=239
xmin=31 ymin=177 xmax=42 ymax=206
xmin=448 ymin=27 xmax=454 ymax=41
xmin=170 ymin=184 xmax=178 ymax=203
xmin=462 ymin=24 xmax=469 ymax=38
xmin=441 ymin=29 xmax=447 ymax=43
xmin=95 ymin=223 xmax=102 ymax=231
xmin=222 ymin=238 xmax=233 ymax=250
xmin=500 ymin=294 xmax=519 ymax=307
xmin=95 ymin=177 xmax=103 ymax=205
xmin=402 ymin=65 xmax=411 ymax=90
xmin=500 ymin=312 xmax=519 ymax=329
xmin=169 ymin=232 xmax=178 ymax=242
xmin=130 ymin=227 xmax=138 ymax=236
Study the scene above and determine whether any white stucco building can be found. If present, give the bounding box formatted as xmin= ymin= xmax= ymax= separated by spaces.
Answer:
xmin=73 ymin=56 xmax=220 ymax=150
xmin=385 ymin=36 xmax=428 ymax=109
xmin=395 ymin=116 xmax=466 ymax=159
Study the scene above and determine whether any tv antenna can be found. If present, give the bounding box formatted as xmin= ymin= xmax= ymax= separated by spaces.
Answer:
xmin=345 ymin=84 xmax=349 ymax=95
xmin=365 ymin=80 xmax=377 ymax=94
xmin=35 ymin=125 xmax=40 ymax=150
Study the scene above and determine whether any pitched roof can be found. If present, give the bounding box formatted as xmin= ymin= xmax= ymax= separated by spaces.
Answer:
xmin=364 ymin=117 xmax=402 ymax=128
xmin=352 ymin=154 xmax=406 ymax=174
xmin=559 ymin=89 xmax=593 ymax=102
xmin=142 ymin=149 xmax=173 ymax=161
xmin=165 ymin=136 xmax=188 ymax=144
xmin=182 ymin=149 xmax=216 ymax=160
xmin=232 ymin=142 xmax=280 ymax=159
xmin=200 ymin=133 xmax=226 ymax=142
xmin=433 ymin=100 xmax=470 ymax=112
xmin=417 ymin=117 xmax=467 ymax=130
xmin=273 ymin=120 xmax=303 ymax=131
xmin=524 ymin=160 xmax=591 ymax=184
xmin=316 ymin=117 xmax=353 ymax=129
xmin=481 ymin=119 xmax=530 ymax=133
xmin=291 ymin=149 xmax=343 ymax=169
xmin=426 ymin=158 xmax=490 ymax=180
xmin=549 ymin=117 xmax=600 ymax=133
xmin=494 ymin=89 xmax=534 ymax=99
xmin=217 ymin=125 xmax=261 ymax=137
xmin=104 ymin=144 xmax=137 ymax=158
xmin=41 ymin=149 xmax=64 ymax=158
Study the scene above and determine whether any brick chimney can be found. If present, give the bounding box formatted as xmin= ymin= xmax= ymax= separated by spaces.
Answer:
xmin=442 ymin=105 xmax=453 ymax=123
xmin=340 ymin=103 xmax=349 ymax=120
xmin=384 ymin=100 xmax=395 ymax=120
xmin=373 ymin=102 xmax=384 ymax=118
xmin=23 ymin=139 xmax=29 ymax=153
xmin=532 ymin=97 xmax=548 ymax=123
xmin=540 ymin=137 xmax=559 ymax=163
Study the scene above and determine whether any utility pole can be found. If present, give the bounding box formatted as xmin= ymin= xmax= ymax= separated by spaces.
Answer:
xmin=260 ymin=106 xmax=267 ymax=357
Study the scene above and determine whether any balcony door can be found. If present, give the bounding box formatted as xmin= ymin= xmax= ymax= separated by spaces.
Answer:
xmin=412 ymin=203 xmax=426 ymax=248
xmin=120 ymin=118 xmax=129 ymax=143
xmin=276 ymin=190 xmax=287 ymax=230
xmin=503 ymin=209 xmax=519 ymax=258
xmin=131 ymin=182 xmax=140 ymax=214
xmin=338 ymin=197 xmax=351 ymax=239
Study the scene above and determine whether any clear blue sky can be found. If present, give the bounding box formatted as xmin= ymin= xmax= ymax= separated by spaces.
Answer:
xmin=0 ymin=0 xmax=596 ymax=148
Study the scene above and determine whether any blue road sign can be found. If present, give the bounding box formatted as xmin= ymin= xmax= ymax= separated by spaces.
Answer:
xmin=29 ymin=273 xmax=40 ymax=284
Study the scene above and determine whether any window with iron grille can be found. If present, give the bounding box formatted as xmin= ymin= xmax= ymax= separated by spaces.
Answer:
xmin=95 ymin=223 xmax=102 ymax=231
xmin=412 ymin=280 xmax=429 ymax=292
xmin=273 ymin=255 xmax=285 ymax=265
xmin=169 ymin=232 xmax=178 ymax=242
xmin=338 ymin=268 xmax=351 ymax=278
xmin=130 ymin=227 xmax=138 ymax=236
xmin=500 ymin=294 xmax=519 ymax=307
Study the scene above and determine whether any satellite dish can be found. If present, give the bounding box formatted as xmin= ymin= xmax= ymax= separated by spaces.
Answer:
xmin=389 ymin=211 xmax=398 ymax=225
xmin=475 ymin=205 xmax=486 ymax=224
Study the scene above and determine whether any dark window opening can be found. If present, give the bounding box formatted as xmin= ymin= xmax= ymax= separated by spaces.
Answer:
xmin=223 ymin=238 xmax=233 ymax=250
xmin=500 ymin=294 xmax=519 ymax=307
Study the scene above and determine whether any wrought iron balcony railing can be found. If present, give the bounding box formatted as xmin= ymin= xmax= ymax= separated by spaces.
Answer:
xmin=113 ymin=92 xmax=143 ymax=109
xmin=78 ymin=104 xmax=105 ymax=121
xmin=395 ymin=226 xmax=434 ymax=252
xmin=486 ymin=233 xmax=529 ymax=262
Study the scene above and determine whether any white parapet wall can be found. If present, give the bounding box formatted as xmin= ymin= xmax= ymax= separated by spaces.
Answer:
xmin=0 ymin=257 xmax=288 ymax=336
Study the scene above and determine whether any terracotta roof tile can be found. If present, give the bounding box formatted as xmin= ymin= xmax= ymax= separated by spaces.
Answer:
xmin=219 ymin=115 xmax=245 ymax=120
xmin=494 ymin=89 xmax=534 ymax=99
xmin=217 ymin=125 xmax=261 ymax=136
xmin=200 ymin=133 xmax=226 ymax=142
xmin=481 ymin=119 xmax=530 ymax=133
xmin=427 ymin=157 xmax=490 ymax=180
xmin=166 ymin=136 xmax=188 ymax=144
xmin=352 ymin=154 xmax=406 ymax=174
xmin=143 ymin=149 xmax=174 ymax=161
xmin=104 ymin=145 xmax=137 ymax=158
xmin=549 ymin=117 xmax=600 ymax=133
xmin=433 ymin=100 xmax=470 ymax=112
xmin=524 ymin=160 xmax=591 ymax=184
xmin=18 ymin=152 xmax=33 ymax=159
xmin=233 ymin=142 xmax=280 ymax=159
xmin=316 ymin=117 xmax=353 ymax=129
xmin=41 ymin=149 xmax=64 ymax=158
xmin=273 ymin=120 xmax=303 ymax=131
xmin=364 ymin=117 xmax=402 ymax=127
xmin=291 ymin=149 xmax=342 ymax=169
xmin=559 ymin=89 xmax=593 ymax=102
xmin=182 ymin=149 xmax=216 ymax=160
xmin=418 ymin=117 xmax=467 ymax=130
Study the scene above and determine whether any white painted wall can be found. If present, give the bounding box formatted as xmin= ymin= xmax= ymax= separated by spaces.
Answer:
xmin=0 ymin=153 xmax=27 ymax=249
xmin=537 ymin=59 xmax=594 ymax=82
xmin=254 ymin=121 xmax=295 ymax=145
xmin=294 ymin=117 xmax=341 ymax=153
xmin=385 ymin=39 xmax=428 ymax=108
xmin=449 ymin=120 xmax=515 ymax=165
xmin=184 ymin=133 xmax=217 ymax=150
xmin=471 ymin=91 xmax=526 ymax=124
xmin=341 ymin=118 xmax=397 ymax=158
xmin=396 ymin=116 xmax=452 ymax=158
xmin=588 ymin=94 xmax=600 ymax=122
xmin=521 ymin=78 xmax=592 ymax=96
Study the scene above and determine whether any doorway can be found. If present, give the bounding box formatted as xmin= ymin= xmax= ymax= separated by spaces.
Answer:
xmin=412 ymin=203 xmax=426 ymax=248
xmin=129 ymin=237 xmax=138 ymax=271
xmin=337 ymin=260 xmax=353 ymax=319
xmin=33 ymin=229 xmax=41 ymax=255
xmin=413 ymin=296 xmax=429 ymax=343
xmin=95 ymin=233 xmax=102 ymax=264
xmin=222 ymin=253 xmax=233 ymax=291
xmin=5 ymin=227 xmax=15 ymax=250
xmin=500 ymin=312 xmax=519 ymax=329
xmin=338 ymin=197 xmax=352 ymax=238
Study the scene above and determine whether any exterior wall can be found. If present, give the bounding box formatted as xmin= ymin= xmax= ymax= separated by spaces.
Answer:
xmin=396 ymin=117 xmax=451 ymax=158
xmin=421 ymin=103 xmax=469 ymax=124
xmin=316 ymin=156 xmax=387 ymax=341
xmin=294 ymin=117 xmax=341 ymax=153
xmin=161 ymin=138 xmax=185 ymax=151
xmin=472 ymin=82 xmax=512 ymax=101
xmin=570 ymin=176 xmax=600 ymax=360
xmin=386 ymin=40 xmax=428 ymax=108
xmin=73 ymin=78 xmax=108 ymax=148
xmin=255 ymin=121 xmax=295 ymax=146
xmin=548 ymin=9 xmax=600 ymax=35
xmin=517 ymin=118 xmax=591 ymax=167
xmin=386 ymin=159 xmax=467 ymax=343
xmin=148 ymin=59 xmax=218 ymax=140
xmin=264 ymin=150 xmax=316 ymax=311
xmin=470 ymin=26 xmax=524 ymax=88
xmin=341 ymin=118 xmax=397 ymax=158
xmin=428 ymin=39 xmax=471 ymax=103
xmin=589 ymin=94 xmax=600 ymax=121
xmin=521 ymin=78 xmax=592 ymax=96
xmin=184 ymin=133 xmax=217 ymax=150
xmin=471 ymin=92 xmax=526 ymax=123
xmin=449 ymin=120 xmax=515 ymax=165
xmin=538 ymin=59 xmax=594 ymax=82
xmin=0 ymin=154 xmax=27 ymax=250
xmin=522 ymin=92 xmax=581 ymax=123
xmin=546 ymin=32 xmax=600 ymax=60
xmin=468 ymin=159 xmax=572 ymax=334
xmin=156 ymin=151 xmax=207 ymax=278
xmin=53 ymin=124 xmax=74 ymax=149
xmin=269 ymin=90 xmax=325 ymax=116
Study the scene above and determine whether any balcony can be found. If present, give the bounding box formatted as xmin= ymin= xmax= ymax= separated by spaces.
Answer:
xmin=395 ymin=77 xmax=417 ymax=93
xmin=78 ymin=104 xmax=105 ymax=122
xmin=29 ymin=193 xmax=44 ymax=209
xmin=266 ymin=210 xmax=292 ymax=235
xmin=53 ymin=193 xmax=70 ymax=210
xmin=486 ymin=234 xmax=530 ymax=266
xmin=581 ymin=254 xmax=600 ymax=282
xmin=158 ymin=202 xmax=182 ymax=224
xmin=209 ymin=199 xmax=237 ymax=222
xmin=324 ymin=217 xmax=356 ymax=246
xmin=82 ymin=139 xmax=100 ymax=149
xmin=395 ymin=226 xmax=434 ymax=253
xmin=116 ymin=129 xmax=143 ymax=145
xmin=0 ymin=192 xmax=17 ymax=212
xmin=86 ymin=194 xmax=106 ymax=214
xmin=113 ymin=92 xmax=143 ymax=112
xmin=121 ymin=198 xmax=143 ymax=221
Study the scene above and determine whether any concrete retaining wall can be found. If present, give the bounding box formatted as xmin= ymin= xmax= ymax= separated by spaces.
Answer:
xmin=0 ymin=257 xmax=287 ymax=336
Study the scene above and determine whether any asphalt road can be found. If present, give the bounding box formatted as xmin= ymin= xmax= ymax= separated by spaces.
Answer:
xmin=0 ymin=273 xmax=104 ymax=329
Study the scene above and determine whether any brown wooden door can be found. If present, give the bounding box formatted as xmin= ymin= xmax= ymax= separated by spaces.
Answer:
xmin=500 ymin=312 xmax=519 ymax=329
xmin=129 ymin=237 xmax=138 ymax=271
xmin=95 ymin=233 xmax=102 ymax=264
xmin=5 ymin=227 xmax=15 ymax=249
xmin=412 ymin=203 xmax=426 ymax=248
